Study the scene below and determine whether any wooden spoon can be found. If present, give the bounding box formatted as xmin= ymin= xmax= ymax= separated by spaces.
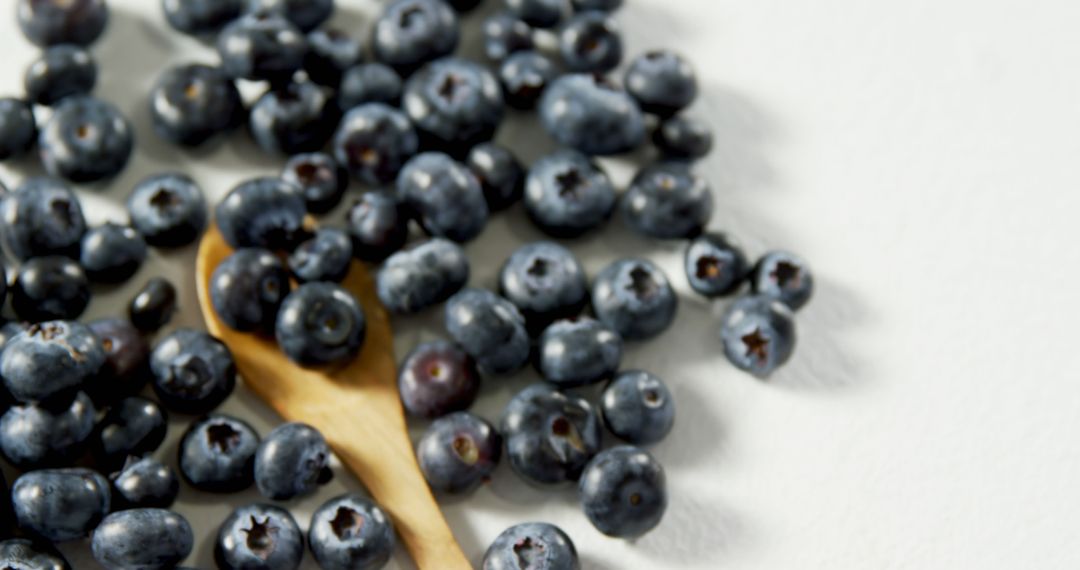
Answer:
xmin=195 ymin=225 xmax=470 ymax=570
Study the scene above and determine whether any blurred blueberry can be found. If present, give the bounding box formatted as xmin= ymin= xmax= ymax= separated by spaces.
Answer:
xmin=572 ymin=0 xmax=621 ymax=10
xmin=653 ymin=114 xmax=713 ymax=160
xmin=482 ymin=522 xmax=579 ymax=570
xmin=16 ymin=0 xmax=108 ymax=47
xmin=87 ymin=318 xmax=150 ymax=404
xmin=417 ymin=411 xmax=501 ymax=494
xmin=250 ymin=80 xmax=340 ymax=155
xmin=398 ymin=340 xmax=480 ymax=419
xmin=751 ymin=251 xmax=814 ymax=311
xmin=371 ymin=0 xmax=459 ymax=73
xmin=719 ymin=294 xmax=797 ymax=377
xmin=149 ymin=63 xmax=245 ymax=147
xmin=345 ymin=191 xmax=409 ymax=262
xmin=338 ymin=63 xmax=403 ymax=109
xmin=39 ymin=96 xmax=133 ymax=183
xmin=445 ymin=288 xmax=530 ymax=376
xmin=305 ymin=28 xmax=363 ymax=87
xmin=110 ymin=457 xmax=180 ymax=509
xmin=0 ymin=392 xmax=96 ymax=470
xmin=247 ymin=0 xmax=333 ymax=32
xmin=79 ymin=223 xmax=147 ymax=284
xmin=539 ymin=74 xmax=645 ymax=155
xmin=0 ymin=177 xmax=85 ymax=260
xmin=127 ymin=173 xmax=208 ymax=247
xmin=483 ymin=12 xmax=533 ymax=61
xmin=684 ymin=233 xmax=748 ymax=298
xmin=215 ymin=503 xmax=304 ymax=570
xmin=501 ymin=383 xmax=601 ymax=485
xmin=506 ymin=0 xmax=563 ymax=28
xmin=537 ymin=318 xmax=622 ymax=387
xmin=308 ymin=495 xmax=394 ymax=570
xmin=624 ymin=50 xmax=698 ymax=117
xmin=275 ymin=283 xmax=366 ymax=367
xmin=24 ymin=45 xmax=96 ymax=106
xmin=620 ymin=162 xmax=713 ymax=239
xmin=211 ymin=248 xmax=291 ymax=334
xmin=498 ymin=50 xmax=557 ymax=110
xmin=524 ymin=149 xmax=615 ymax=237
xmin=402 ymin=58 xmax=504 ymax=154
xmin=0 ymin=321 xmax=104 ymax=404
xmin=0 ymin=538 xmax=71 ymax=570
xmin=216 ymin=177 xmax=307 ymax=250
xmin=601 ymin=370 xmax=674 ymax=445
xmin=178 ymin=414 xmax=259 ymax=492
xmin=162 ymin=0 xmax=244 ymax=35
xmin=559 ymin=11 xmax=622 ymax=73
xmin=11 ymin=256 xmax=90 ymax=322
xmin=12 ymin=468 xmax=110 ymax=542
xmin=150 ymin=329 xmax=237 ymax=414
xmin=592 ymin=258 xmax=678 ymax=341
xmin=498 ymin=241 xmax=588 ymax=334
xmin=333 ymin=103 xmax=418 ymax=186
xmin=92 ymin=397 xmax=168 ymax=472
xmin=254 ymin=422 xmax=331 ymax=500
xmin=289 ymin=229 xmax=353 ymax=283
xmin=282 ymin=152 xmax=348 ymax=214
xmin=376 ymin=238 xmax=469 ymax=314
xmin=397 ymin=152 xmax=489 ymax=242
xmin=91 ymin=509 xmax=194 ymax=569
xmin=128 ymin=277 xmax=178 ymax=333
xmin=465 ymin=143 xmax=524 ymax=211
xmin=217 ymin=12 xmax=308 ymax=84
xmin=578 ymin=445 xmax=667 ymax=538
xmin=0 ymin=98 xmax=37 ymax=160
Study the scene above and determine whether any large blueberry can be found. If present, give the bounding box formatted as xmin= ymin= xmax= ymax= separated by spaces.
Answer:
xmin=624 ymin=50 xmax=698 ymax=117
xmin=505 ymin=0 xmax=563 ymax=28
xmin=537 ymin=318 xmax=622 ymax=388
xmin=282 ymin=152 xmax=348 ymax=214
xmin=1 ymin=177 xmax=85 ymax=260
xmin=79 ymin=223 xmax=147 ymax=283
xmin=524 ymin=149 xmax=616 ymax=238
xmin=215 ymin=503 xmax=304 ymax=570
xmin=539 ymin=74 xmax=645 ymax=155
xmin=211 ymin=248 xmax=291 ymax=334
xmin=0 ymin=538 xmax=70 ymax=570
xmin=178 ymin=414 xmax=259 ymax=492
xmin=149 ymin=63 xmax=245 ymax=147
xmin=87 ymin=318 xmax=150 ymax=403
xmin=653 ymin=114 xmax=712 ymax=160
xmin=482 ymin=12 xmax=533 ymax=62
xmin=162 ymin=0 xmax=244 ymax=35
xmin=110 ymin=457 xmax=180 ymax=510
xmin=498 ymin=241 xmax=588 ymax=334
xmin=338 ymin=63 xmax=403 ymax=109
xmin=332 ymin=103 xmax=418 ymax=186
xmin=397 ymin=152 xmax=489 ymax=242
xmin=12 ymin=468 xmax=110 ymax=542
xmin=592 ymin=258 xmax=678 ymax=340
xmin=501 ymin=383 xmax=602 ymax=486
xmin=601 ymin=370 xmax=674 ymax=445
xmin=11 ymin=256 xmax=90 ymax=322
xmin=127 ymin=172 xmax=208 ymax=247
xmin=559 ymin=11 xmax=622 ymax=73
xmin=308 ymin=494 xmax=395 ymax=570
xmin=16 ymin=0 xmax=108 ymax=47
xmin=398 ymin=340 xmax=481 ymax=419
xmin=684 ymin=232 xmax=748 ymax=298
xmin=288 ymin=229 xmax=353 ymax=283
xmin=249 ymin=80 xmax=339 ymax=155
xmin=0 ymin=98 xmax=37 ymax=160
xmin=0 ymin=321 xmax=104 ymax=404
xmin=216 ymin=177 xmax=307 ymax=250
xmin=465 ymin=143 xmax=524 ymax=211
xmin=620 ymin=162 xmax=713 ymax=239
xmin=345 ymin=191 xmax=409 ymax=262
xmin=24 ymin=45 xmax=96 ymax=106
xmin=417 ymin=411 xmax=501 ymax=494
xmin=482 ymin=522 xmax=579 ymax=570
xmin=254 ymin=422 xmax=331 ymax=500
xmin=0 ymin=392 xmax=96 ymax=470
xmin=719 ymin=294 xmax=797 ymax=377
xmin=445 ymin=288 xmax=530 ymax=376
xmin=751 ymin=250 xmax=814 ymax=311
xmin=402 ymin=58 xmax=504 ymax=154
xmin=91 ymin=509 xmax=194 ymax=569
xmin=276 ymin=283 xmax=367 ymax=367
xmin=150 ymin=329 xmax=237 ymax=414
xmin=248 ymin=0 xmax=333 ymax=32
xmin=304 ymin=27 xmax=362 ymax=87
xmin=579 ymin=445 xmax=667 ymax=538
xmin=92 ymin=397 xmax=168 ymax=471
xmin=371 ymin=0 xmax=459 ymax=73
xmin=376 ymin=238 xmax=469 ymax=314
xmin=498 ymin=50 xmax=556 ymax=110
xmin=217 ymin=11 xmax=308 ymax=84
xmin=39 ymin=96 xmax=133 ymax=183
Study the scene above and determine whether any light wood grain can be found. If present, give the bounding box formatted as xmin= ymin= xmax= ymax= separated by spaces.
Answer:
xmin=195 ymin=226 xmax=470 ymax=570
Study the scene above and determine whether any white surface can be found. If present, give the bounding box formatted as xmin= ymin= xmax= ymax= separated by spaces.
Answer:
xmin=1 ymin=0 xmax=1078 ymax=568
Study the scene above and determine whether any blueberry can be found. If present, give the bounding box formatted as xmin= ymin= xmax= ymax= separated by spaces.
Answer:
xmin=215 ymin=503 xmax=304 ymax=570
xmin=250 ymin=80 xmax=339 ymax=155
xmin=445 ymin=288 xmax=530 ymax=376
xmin=0 ymin=538 xmax=71 ymax=570
xmin=482 ymin=522 xmax=579 ymax=570
xmin=281 ymin=152 xmax=348 ymax=214
xmin=601 ymin=370 xmax=674 ymax=445
xmin=162 ymin=0 xmax=244 ymax=35
xmin=398 ymin=340 xmax=480 ymax=419
xmin=579 ymin=445 xmax=667 ymax=538
xmin=684 ymin=232 xmax=748 ymax=298
xmin=446 ymin=0 xmax=483 ymax=10
xmin=254 ymin=422 xmax=331 ymax=500
xmin=653 ymin=114 xmax=712 ymax=160
xmin=110 ymin=457 xmax=180 ymax=509
xmin=501 ymin=383 xmax=601 ymax=485
xmin=24 ymin=45 xmax=96 ymax=106
xmin=376 ymin=238 xmax=469 ymax=314
xmin=524 ymin=149 xmax=616 ymax=237
xmin=537 ymin=318 xmax=622 ymax=387
xmin=276 ymin=283 xmax=366 ymax=366
xmin=498 ymin=50 xmax=557 ymax=110
xmin=128 ymin=277 xmax=178 ymax=333
xmin=625 ymin=50 xmax=698 ymax=117
xmin=178 ymin=414 xmax=259 ymax=492
xmin=149 ymin=63 xmax=245 ymax=147
xmin=483 ymin=12 xmax=534 ymax=61
xmin=338 ymin=63 xmax=403 ymax=109
xmin=0 ymin=321 xmax=104 ymax=404
xmin=12 ymin=468 xmax=110 ymax=542
xmin=559 ymin=11 xmax=622 ymax=73
xmin=216 ymin=177 xmax=307 ymax=250
xmin=308 ymin=494 xmax=394 ymax=570
xmin=91 ymin=509 xmax=194 ymax=569
xmin=92 ymin=397 xmax=168 ymax=471
xmin=465 ymin=143 xmax=524 ymax=211
xmin=397 ymin=152 xmax=489 ymax=242
xmin=217 ymin=12 xmax=308 ymax=84
xmin=39 ymin=96 xmax=134 ymax=183
xmin=12 ymin=256 xmax=90 ymax=322
xmin=333 ymin=103 xmax=418 ymax=186
xmin=79 ymin=223 xmax=147 ymax=284
xmin=0 ymin=177 xmax=85 ymax=260
xmin=288 ymin=229 xmax=353 ymax=283
xmin=719 ymin=294 xmax=797 ymax=377
xmin=371 ymin=0 xmax=459 ymax=73
xmin=571 ymin=0 xmax=621 ymax=10
xmin=345 ymin=191 xmax=409 ymax=262
xmin=16 ymin=0 xmax=108 ymax=47
xmin=402 ymin=58 xmax=504 ymax=154
xmin=0 ymin=98 xmax=37 ymax=160
xmin=0 ymin=392 xmax=96 ymax=470
xmin=592 ymin=258 xmax=678 ymax=340
xmin=620 ymin=162 xmax=713 ymax=239
xmin=150 ymin=329 xmax=237 ymax=414
xmin=305 ymin=28 xmax=363 ymax=87
xmin=751 ymin=250 xmax=814 ymax=311
xmin=211 ymin=248 xmax=290 ymax=334
xmin=499 ymin=241 xmax=588 ymax=334
xmin=87 ymin=318 xmax=150 ymax=403
xmin=539 ymin=74 xmax=645 ymax=155
xmin=248 ymin=0 xmax=333 ymax=32
xmin=506 ymin=0 xmax=563 ymax=28
xmin=0 ymin=322 xmax=28 ymax=357
xmin=417 ymin=411 xmax=501 ymax=494
xmin=127 ymin=172 xmax=208 ymax=247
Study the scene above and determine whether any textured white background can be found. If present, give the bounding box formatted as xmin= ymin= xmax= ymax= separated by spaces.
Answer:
xmin=2 ymin=0 xmax=1079 ymax=568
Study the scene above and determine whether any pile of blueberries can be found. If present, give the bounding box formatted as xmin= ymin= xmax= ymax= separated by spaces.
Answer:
xmin=0 ymin=0 xmax=815 ymax=568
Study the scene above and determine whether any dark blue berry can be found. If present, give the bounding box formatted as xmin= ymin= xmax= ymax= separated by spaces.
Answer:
xmin=217 ymin=12 xmax=308 ymax=84
xmin=215 ymin=503 xmax=304 ymax=570
xmin=248 ymin=0 xmax=333 ymax=32
xmin=539 ymin=74 xmax=645 ymax=155
xmin=417 ymin=411 xmax=501 ymax=494
xmin=178 ymin=414 xmax=259 ymax=492
xmin=506 ymin=0 xmax=563 ymax=28
xmin=305 ymin=28 xmax=363 ymax=87
xmin=12 ymin=256 xmax=90 ymax=322
xmin=751 ymin=251 xmax=814 ymax=311
xmin=483 ymin=12 xmax=534 ymax=61
xmin=0 ymin=322 xmax=28 ymax=358
xmin=0 ymin=321 xmax=104 ymax=404
xmin=559 ymin=11 xmax=622 ymax=73
xmin=250 ymin=80 xmax=339 ymax=155
xmin=149 ymin=63 xmax=245 ymax=147
xmin=625 ymin=50 xmax=698 ymax=117
xmin=397 ymin=152 xmax=489 ymax=242
xmin=684 ymin=232 xmax=748 ymax=298
xmin=332 ymin=103 xmax=418 ymax=186
xmin=211 ymin=248 xmax=290 ymax=334
xmin=216 ymin=177 xmax=307 ymax=250
xmin=0 ymin=392 xmax=96 ymax=470
xmin=572 ymin=0 xmax=621 ymax=10
xmin=0 ymin=98 xmax=37 ymax=160
xmin=498 ymin=50 xmax=556 ymax=110
xmin=501 ymin=383 xmax=601 ymax=485
xmin=288 ymin=229 xmax=353 ymax=283
xmin=466 ymin=142 xmax=524 ymax=211
xmin=127 ymin=172 xmax=207 ymax=247
xmin=720 ymin=294 xmax=797 ymax=377
xmin=0 ymin=177 xmax=84 ymax=260
xmin=621 ymin=162 xmax=713 ymax=239
xmin=601 ymin=370 xmax=674 ymax=445
xmin=79 ymin=223 xmax=147 ymax=284
xmin=345 ymin=191 xmax=409 ymax=262
xmin=12 ymin=468 xmax=110 ymax=542
xmin=92 ymin=397 xmax=168 ymax=472
xmin=524 ymin=149 xmax=616 ymax=237
xmin=592 ymin=259 xmax=678 ymax=341
xmin=162 ymin=0 xmax=244 ymax=35
xmin=371 ymin=0 xmax=459 ymax=73
xmin=653 ymin=114 xmax=712 ymax=160
xmin=16 ymin=0 xmax=108 ymax=47
xmin=39 ymin=96 xmax=133 ymax=183
xmin=445 ymin=288 xmax=530 ymax=376
xmin=376 ymin=238 xmax=469 ymax=314
xmin=338 ymin=63 xmax=403 ymax=109
xmin=447 ymin=0 xmax=482 ymax=10
xmin=128 ymin=277 xmax=178 ymax=333
xmin=276 ymin=282 xmax=367 ymax=366
xmin=398 ymin=340 xmax=480 ymax=419
xmin=110 ymin=457 xmax=180 ymax=509
xmin=24 ymin=45 xmax=96 ymax=106
xmin=150 ymin=329 xmax=237 ymax=414
xmin=482 ymin=522 xmax=579 ymax=570
xmin=0 ymin=538 xmax=70 ymax=570
xmin=87 ymin=318 xmax=150 ymax=405
xmin=402 ymin=58 xmax=504 ymax=154
xmin=579 ymin=445 xmax=667 ymax=538
xmin=537 ymin=317 xmax=622 ymax=387
xmin=498 ymin=241 xmax=588 ymax=334
xmin=308 ymin=494 xmax=394 ymax=570
xmin=282 ymin=152 xmax=348 ymax=214
xmin=91 ymin=509 xmax=194 ymax=569
xmin=254 ymin=422 xmax=331 ymax=500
